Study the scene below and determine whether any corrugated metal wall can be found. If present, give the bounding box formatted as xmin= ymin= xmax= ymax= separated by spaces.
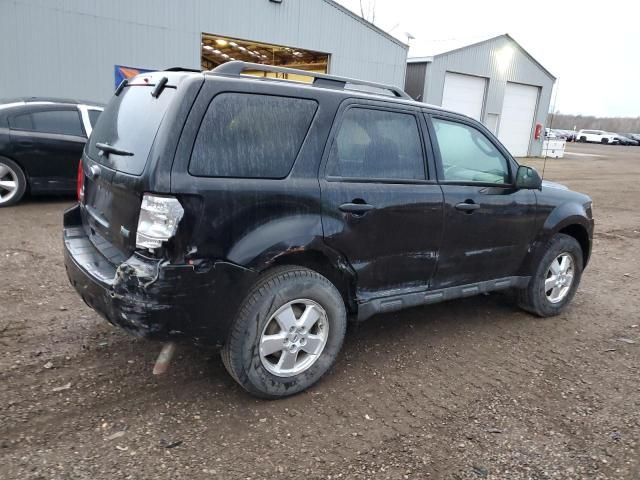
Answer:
xmin=0 ymin=0 xmax=407 ymax=103
xmin=406 ymin=36 xmax=554 ymax=156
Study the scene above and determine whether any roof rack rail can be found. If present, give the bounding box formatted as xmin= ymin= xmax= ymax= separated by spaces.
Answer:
xmin=209 ymin=61 xmax=412 ymax=100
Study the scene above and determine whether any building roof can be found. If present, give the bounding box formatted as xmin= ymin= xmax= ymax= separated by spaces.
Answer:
xmin=323 ymin=0 xmax=408 ymax=50
xmin=407 ymin=33 xmax=555 ymax=79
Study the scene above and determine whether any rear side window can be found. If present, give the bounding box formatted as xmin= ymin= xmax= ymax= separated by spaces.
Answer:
xmin=328 ymin=107 xmax=425 ymax=180
xmin=189 ymin=93 xmax=317 ymax=178
xmin=88 ymin=109 xmax=102 ymax=128
xmin=88 ymin=85 xmax=175 ymax=175
xmin=9 ymin=109 xmax=83 ymax=136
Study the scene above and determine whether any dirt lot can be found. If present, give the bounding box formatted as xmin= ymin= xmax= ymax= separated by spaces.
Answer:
xmin=1 ymin=142 xmax=639 ymax=479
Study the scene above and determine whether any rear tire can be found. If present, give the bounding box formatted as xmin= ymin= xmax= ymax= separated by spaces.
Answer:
xmin=0 ymin=157 xmax=27 ymax=207
xmin=221 ymin=266 xmax=347 ymax=399
xmin=517 ymin=234 xmax=583 ymax=317
xmin=601 ymin=138 xmax=609 ymax=144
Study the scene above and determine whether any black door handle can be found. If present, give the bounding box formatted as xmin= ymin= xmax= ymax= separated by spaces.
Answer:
xmin=339 ymin=202 xmax=375 ymax=215
xmin=455 ymin=201 xmax=480 ymax=212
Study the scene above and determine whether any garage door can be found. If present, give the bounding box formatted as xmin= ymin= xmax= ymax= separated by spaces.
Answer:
xmin=498 ymin=83 xmax=539 ymax=157
xmin=441 ymin=72 xmax=486 ymax=121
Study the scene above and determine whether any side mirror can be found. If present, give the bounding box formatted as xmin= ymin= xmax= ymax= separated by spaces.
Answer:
xmin=515 ymin=165 xmax=542 ymax=190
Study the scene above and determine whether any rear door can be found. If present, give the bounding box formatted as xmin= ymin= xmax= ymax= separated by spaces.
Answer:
xmin=82 ymin=75 xmax=178 ymax=260
xmin=320 ymin=100 xmax=444 ymax=296
xmin=427 ymin=113 xmax=537 ymax=288
xmin=8 ymin=106 xmax=86 ymax=192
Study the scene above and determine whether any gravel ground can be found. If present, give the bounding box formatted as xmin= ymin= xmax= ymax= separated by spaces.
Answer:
xmin=1 ymin=142 xmax=639 ymax=479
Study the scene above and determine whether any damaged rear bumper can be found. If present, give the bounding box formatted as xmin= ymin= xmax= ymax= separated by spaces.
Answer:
xmin=62 ymin=204 xmax=256 ymax=346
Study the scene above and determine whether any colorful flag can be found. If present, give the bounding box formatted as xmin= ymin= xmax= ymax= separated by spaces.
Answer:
xmin=114 ymin=65 xmax=153 ymax=89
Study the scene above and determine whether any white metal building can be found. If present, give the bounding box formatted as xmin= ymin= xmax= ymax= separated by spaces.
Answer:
xmin=0 ymin=0 xmax=408 ymax=104
xmin=405 ymin=34 xmax=555 ymax=157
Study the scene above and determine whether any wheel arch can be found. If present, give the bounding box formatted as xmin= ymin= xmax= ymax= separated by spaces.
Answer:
xmin=266 ymin=247 xmax=358 ymax=315
xmin=558 ymin=223 xmax=591 ymax=267
xmin=521 ymin=209 xmax=592 ymax=276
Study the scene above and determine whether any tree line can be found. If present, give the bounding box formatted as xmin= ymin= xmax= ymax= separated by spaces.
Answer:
xmin=548 ymin=113 xmax=640 ymax=133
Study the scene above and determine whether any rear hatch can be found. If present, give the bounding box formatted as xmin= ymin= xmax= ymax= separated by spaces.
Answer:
xmin=81 ymin=73 xmax=178 ymax=262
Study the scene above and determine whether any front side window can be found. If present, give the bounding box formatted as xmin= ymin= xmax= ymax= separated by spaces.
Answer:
xmin=328 ymin=108 xmax=425 ymax=180
xmin=432 ymin=118 xmax=510 ymax=184
xmin=190 ymin=93 xmax=318 ymax=178
xmin=9 ymin=109 xmax=83 ymax=136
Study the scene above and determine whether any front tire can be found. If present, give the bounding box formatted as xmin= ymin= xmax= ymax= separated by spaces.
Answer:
xmin=221 ymin=266 xmax=347 ymax=398
xmin=0 ymin=157 xmax=27 ymax=207
xmin=518 ymin=234 xmax=584 ymax=317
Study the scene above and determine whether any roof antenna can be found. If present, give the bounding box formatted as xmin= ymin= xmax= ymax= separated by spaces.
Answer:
xmin=542 ymin=78 xmax=560 ymax=181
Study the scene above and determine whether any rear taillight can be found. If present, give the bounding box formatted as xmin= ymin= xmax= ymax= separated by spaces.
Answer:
xmin=135 ymin=194 xmax=184 ymax=250
xmin=76 ymin=160 xmax=84 ymax=202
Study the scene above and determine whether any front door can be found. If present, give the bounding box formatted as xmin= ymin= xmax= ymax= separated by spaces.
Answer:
xmin=320 ymin=102 xmax=444 ymax=297
xmin=427 ymin=114 xmax=538 ymax=289
xmin=9 ymin=107 xmax=86 ymax=192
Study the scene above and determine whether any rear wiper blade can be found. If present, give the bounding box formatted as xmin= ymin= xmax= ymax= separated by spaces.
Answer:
xmin=95 ymin=142 xmax=134 ymax=157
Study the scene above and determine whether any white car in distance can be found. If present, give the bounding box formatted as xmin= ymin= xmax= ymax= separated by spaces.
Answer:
xmin=577 ymin=130 xmax=618 ymax=144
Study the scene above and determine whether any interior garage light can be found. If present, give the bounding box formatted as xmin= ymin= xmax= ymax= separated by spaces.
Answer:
xmin=200 ymin=31 xmax=329 ymax=75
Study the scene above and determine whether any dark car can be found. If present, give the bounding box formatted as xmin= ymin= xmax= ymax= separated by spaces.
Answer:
xmin=0 ymin=98 xmax=103 ymax=206
xmin=614 ymin=134 xmax=639 ymax=146
xmin=556 ymin=129 xmax=577 ymax=142
xmin=622 ymin=133 xmax=640 ymax=145
xmin=63 ymin=62 xmax=594 ymax=398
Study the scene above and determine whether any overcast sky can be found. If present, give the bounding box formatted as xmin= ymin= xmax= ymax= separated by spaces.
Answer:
xmin=336 ymin=0 xmax=640 ymax=117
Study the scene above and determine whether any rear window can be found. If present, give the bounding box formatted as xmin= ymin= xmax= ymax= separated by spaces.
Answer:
xmin=189 ymin=93 xmax=317 ymax=178
xmin=88 ymin=85 xmax=175 ymax=175
xmin=10 ymin=109 xmax=83 ymax=136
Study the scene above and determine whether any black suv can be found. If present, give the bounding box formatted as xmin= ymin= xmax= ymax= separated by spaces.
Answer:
xmin=0 ymin=98 xmax=103 ymax=206
xmin=64 ymin=62 xmax=594 ymax=398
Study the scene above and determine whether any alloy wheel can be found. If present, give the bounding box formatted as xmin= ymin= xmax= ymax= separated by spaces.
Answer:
xmin=544 ymin=253 xmax=575 ymax=303
xmin=0 ymin=162 xmax=19 ymax=205
xmin=259 ymin=299 xmax=329 ymax=377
